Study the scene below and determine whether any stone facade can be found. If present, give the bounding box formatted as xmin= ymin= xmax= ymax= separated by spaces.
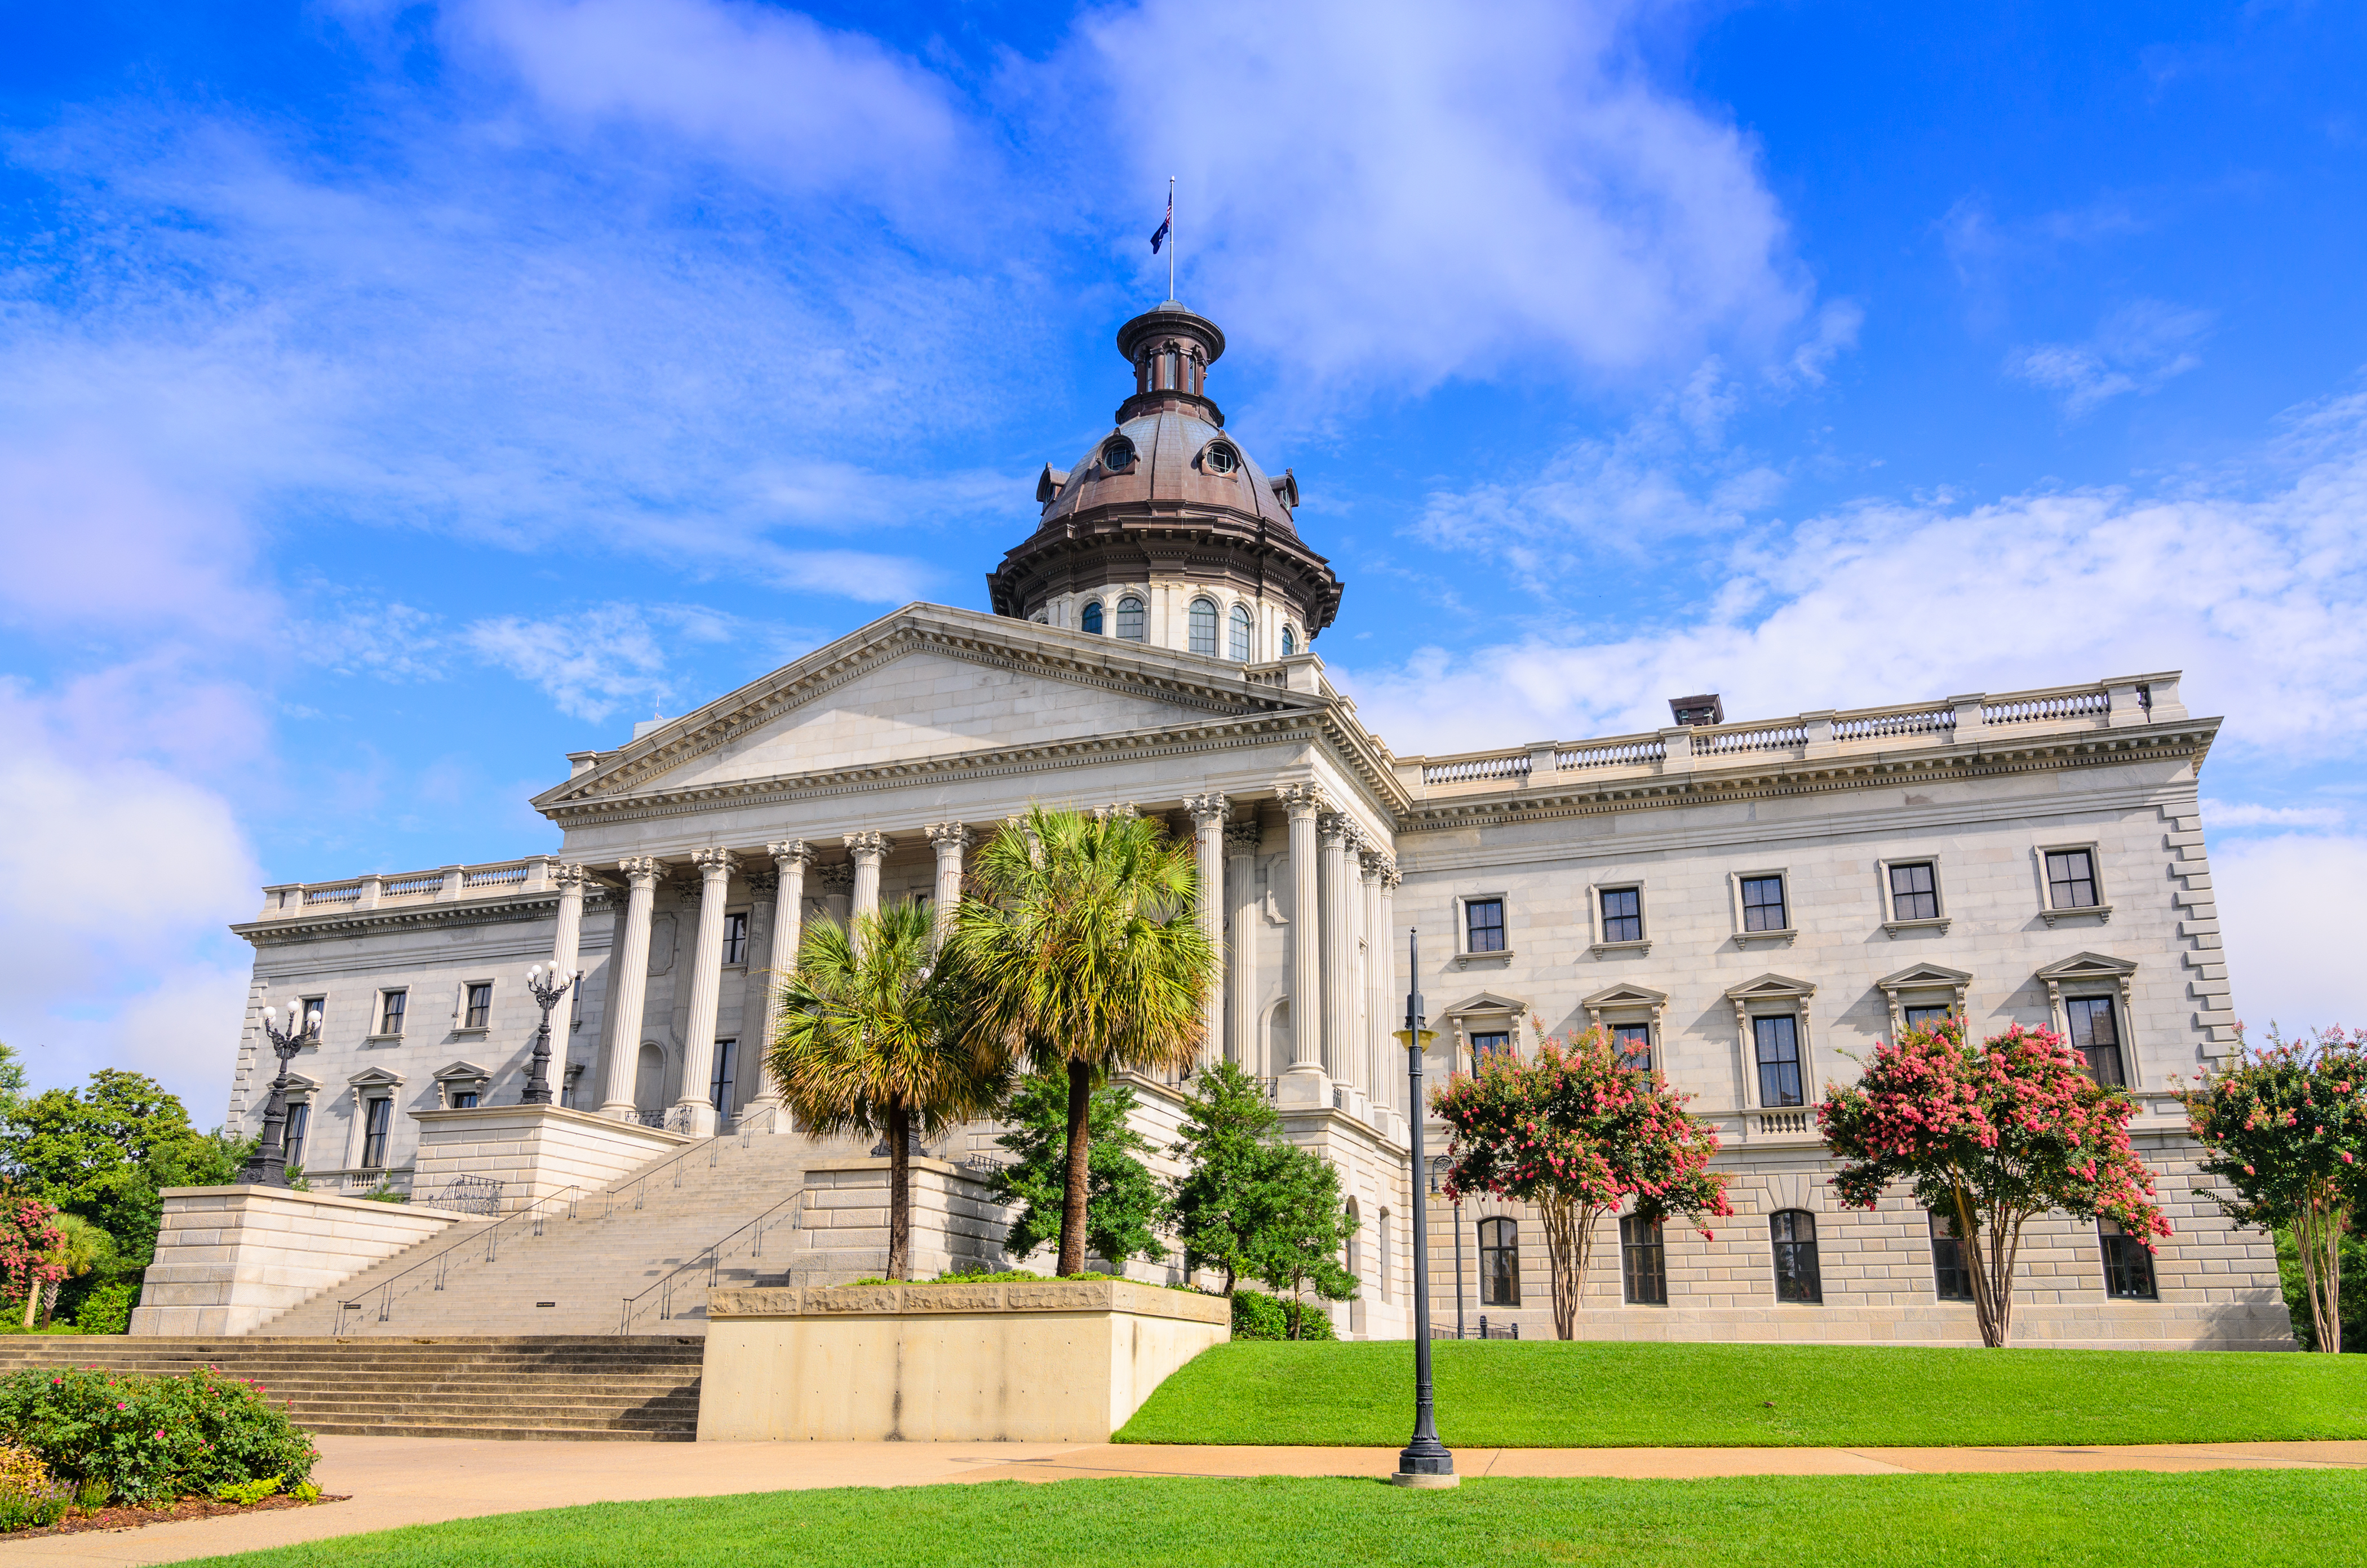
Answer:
xmin=213 ymin=302 xmax=2285 ymax=1349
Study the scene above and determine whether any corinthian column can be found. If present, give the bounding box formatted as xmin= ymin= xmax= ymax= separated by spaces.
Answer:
xmin=1359 ymin=849 xmax=1384 ymax=1108
xmin=1279 ymin=783 xmax=1328 ymax=1102
xmin=597 ymin=858 xmax=662 ymax=1120
xmin=743 ymin=841 xmax=814 ymax=1134
xmin=1319 ymin=816 xmax=1355 ymax=1089
xmin=846 ymin=832 xmax=888 ymax=922
xmin=1375 ymin=856 xmax=1400 ymax=1118
xmin=548 ymin=864 xmax=588 ymax=1063
xmin=926 ymin=822 xmax=970 ymax=944
xmin=1225 ymin=817 xmax=1261 ymax=1072
xmin=1185 ymin=794 xmax=1229 ymax=1069
xmin=675 ymin=847 xmax=738 ymax=1137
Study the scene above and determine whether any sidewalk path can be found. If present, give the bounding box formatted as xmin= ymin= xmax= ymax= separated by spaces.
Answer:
xmin=16 ymin=1435 xmax=2366 ymax=1566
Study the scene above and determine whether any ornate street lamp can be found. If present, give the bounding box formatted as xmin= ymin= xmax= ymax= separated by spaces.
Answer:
xmin=1390 ymin=927 xmax=1457 ymax=1489
xmin=519 ymin=963 xmax=580 ymax=1106
xmin=237 ymin=1002 xmax=321 ymax=1188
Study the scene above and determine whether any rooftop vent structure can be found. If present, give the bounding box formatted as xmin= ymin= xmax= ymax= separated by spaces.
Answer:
xmin=1669 ymin=694 xmax=1725 ymax=727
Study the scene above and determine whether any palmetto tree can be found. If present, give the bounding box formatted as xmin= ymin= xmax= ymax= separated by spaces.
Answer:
xmin=948 ymin=807 xmax=1217 ymax=1276
xmin=768 ymin=901 xmax=1003 ymax=1281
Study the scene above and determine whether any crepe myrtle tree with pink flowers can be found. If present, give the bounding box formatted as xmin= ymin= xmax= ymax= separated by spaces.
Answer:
xmin=2178 ymin=1024 xmax=2367 ymax=1353
xmin=0 ymin=1193 xmax=67 ymax=1326
xmin=1430 ymin=1023 xmax=1733 ymax=1340
xmin=1819 ymin=1018 xmax=2170 ymax=1348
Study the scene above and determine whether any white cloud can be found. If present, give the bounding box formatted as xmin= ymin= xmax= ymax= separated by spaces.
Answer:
xmin=1053 ymin=0 xmax=1806 ymax=397
xmin=2010 ymin=299 xmax=2213 ymax=417
xmin=2199 ymin=799 xmax=2347 ymax=830
xmin=464 ymin=604 xmax=676 ymax=723
xmin=2213 ymin=833 xmax=2367 ymax=1031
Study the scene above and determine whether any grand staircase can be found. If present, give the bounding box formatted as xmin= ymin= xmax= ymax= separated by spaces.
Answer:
xmin=0 ymin=1337 xmax=706 ymax=1440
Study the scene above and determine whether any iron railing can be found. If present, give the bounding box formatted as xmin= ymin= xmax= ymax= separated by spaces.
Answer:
xmin=331 ymin=1185 xmax=583 ymax=1334
xmin=1430 ymin=1315 xmax=1519 ymax=1340
xmin=617 ymin=1190 xmax=805 ymax=1334
xmin=427 ymin=1175 xmax=504 ymax=1216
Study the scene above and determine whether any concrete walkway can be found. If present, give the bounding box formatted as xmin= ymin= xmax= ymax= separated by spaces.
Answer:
xmin=16 ymin=1434 xmax=2366 ymax=1566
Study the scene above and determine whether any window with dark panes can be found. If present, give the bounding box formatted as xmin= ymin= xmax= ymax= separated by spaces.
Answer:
xmin=2046 ymin=849 xmax=2099 ymax=909
xmin=1903 ymin=1004 xmax=1953 ymax=1034
xmin=1740 ymin=875 xmax=1788 ymax=931
xmin=1620 ymin=1216 xmax=1668 ymax=1305
xmin=464 ymin=984 xmax=492 ymax=1030
xmin=1753 ymin=1014 xmax=1803 ymax=1107
xmin=1468 ymin=1031 xmax=1511 ymax=1071
xmin=1281 ymin=626 xmax=1296 ymax=655
xmin=1611 ymin=1023 xmax=1653 ymax=1072
xmin=284 ymin=1103 xmax=310 ymax=1171
xmin=2065 ymin=996 xmax=2125 ymax=1086
xmin=1116 ymin=596 xmax=1146 ymax=640
xmin=1189 ymin=598 xmax=1218 ymax=655
xmin=452 ymin=1089 xmax=479 ymax=1109
xmin=2099 ymin=1219 xmax=2157 ymax=1299
xmin=1930 ymin=1211 xmax=1973 ymax=1301
xmin=723 ymin=911 xmax=748 ymax=966
xmin=1229 ymin=604 xmax=1252 ymax=661
xmin=710 ymin=1039 xmax=737 ymax=1115
xmin=1771 ymin=1211 xmax=1823 ymax=1303
xmin=380 ymin=990 xmax=407 ymax=1035
xmin=361 ymin=1098 xmax=393 ymax=1168
xmin=1600 ymin=887 xmax=1643 ymax=944
xmin=1081 ymin=601 xmax=1104 ymax=635
xmin=299 ymin=998 xmax=326 ymax=1035
xmin=1465 ymin=898 xmax=1505 ymax=953
xmin=1889 ymin=862 xmax=1939 ymax=921
xmin=1478 ymin=1217 xmax=1519 ymax=1306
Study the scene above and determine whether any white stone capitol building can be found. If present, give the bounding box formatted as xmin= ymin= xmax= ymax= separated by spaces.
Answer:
xmin=215 ymin=302 xmax=2287 ymax=1350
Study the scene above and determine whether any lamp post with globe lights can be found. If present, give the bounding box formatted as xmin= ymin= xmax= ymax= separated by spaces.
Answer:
xmin=520 ymin=963 xmax=580 ymax=1106
xmin=1389 ymin=927 xmax=1457 ymax=1488
xmin=237 ymin=1002 xmax=321 ymax=1188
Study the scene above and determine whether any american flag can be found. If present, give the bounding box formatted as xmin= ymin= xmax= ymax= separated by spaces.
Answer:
xmin=1150 ymin=194 xmax=1172 ymax=254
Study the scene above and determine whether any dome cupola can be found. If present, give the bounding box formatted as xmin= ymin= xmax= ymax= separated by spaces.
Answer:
xmin=986 ymin=304 xmax=1342 ymax=661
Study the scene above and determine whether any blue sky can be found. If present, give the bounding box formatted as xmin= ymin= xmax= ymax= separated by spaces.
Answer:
xmin=4 ymin=0 xmax=2364 ymax=1115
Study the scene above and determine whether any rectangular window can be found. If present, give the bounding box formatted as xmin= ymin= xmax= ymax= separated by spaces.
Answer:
xmin=1889 ymin=862 xmax=1940 ymax=922
xmin=284 ymin=1103 xmax=310 ymax=1171
xmin=1930 ymin=1211 xmax=1973 ymax=1302
xmin=1465 ymin=898 xmax=1505 ymax=953
xmin=1903 ymin=1004 xmax=1953 ymax=1033
xmin=298 ymin=997 xmax=326 ymax=1035
xmin=452 ymin=1089 xmax=479 ymax=1109
xmin=464 ymin=984 xmax=492 ymax=1030
xmin=1477 ymin=1218 xmax=1519 ymax=1306
xmin=2065 ymin=996 xmax=2125 ymax=1087
xmin=1753 ymin=1014 xmax=1803 ymax=1108
xmin=361 ymin=1098 xmax=392 ymax=1169
xmin=1599 ymin=887 xmax=1643 ymax=945
xmin=2046 ymin=848 xmax=2099 ymax=910
xmin=2099 ymin=1220 xmax=2157 ymax=1299
xmin=1620 ymin=1216 xmax=1668 ymax=1305
xmin=379 ymin=991 xmax=407 ymax=1036
xmin=1610 ymin=1022 xmax=1653 ymax=1073
xmin=710 ymin=1038 xmax=738 ymax=1114
xmin=1740 ymin=875 xmax=1788 ymax=932
xmin=1770 ymin=1211 xmax=1823 ymax=1304
xmin=722 ymin=912 xmax=749 ymax=966
xmin=1468 ymin=1031 xmax=1511 ymax=1071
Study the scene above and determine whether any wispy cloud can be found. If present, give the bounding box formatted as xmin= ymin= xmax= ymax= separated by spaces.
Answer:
xmin=2009 ymin=299 xmax=2214 ymax=417
xmin=460 ymin=601 xmax=819 ymax=721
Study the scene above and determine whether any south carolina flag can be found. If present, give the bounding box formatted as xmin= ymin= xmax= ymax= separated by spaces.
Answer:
xmin=1150 ymin=196 xmax=1172 ymax=254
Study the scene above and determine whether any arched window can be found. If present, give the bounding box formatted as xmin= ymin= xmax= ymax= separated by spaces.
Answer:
xmin=1620 ymin=1215 xmax=1666 ymax=1304
xmin=1771 ymin=1210 xmax=1822 ymax=1303
xmin=1189 ymin=597 xmax=1218 ymax=655
xmin=1281 ymin=624 xmax=1297 ymax=655
xmin=1228 ymin=603 xmax=1252 ymax=661
xmin=1081 ymin=600 xmax=1103 ymax=636
xmin=1478 ymin=1217 xmax=1519 ymax=1306
xmin=1116 ymin=595 xmax=1146 ymax=640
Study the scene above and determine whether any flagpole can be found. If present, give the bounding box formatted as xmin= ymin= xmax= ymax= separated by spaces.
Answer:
xmin=1167 ymin=174 xmax=1177 ymax=304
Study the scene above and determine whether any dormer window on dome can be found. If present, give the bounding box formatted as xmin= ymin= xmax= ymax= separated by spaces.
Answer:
xmin=1101 ymin=436 xmax=1136 ymax=472
xmin=1200 ymin=440 xmax=1240 ymax=475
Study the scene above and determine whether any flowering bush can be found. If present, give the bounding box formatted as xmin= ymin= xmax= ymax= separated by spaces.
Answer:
xmin=0 ymin=1365 xmax=317 ymax=1504
xmin=1819 ymin=1019 xmax=2168 ymax=1347
xmin=0 ymin=1196 xmax=67 ymax=1324
xmin=1431 ymin=1025 xmax=1732 ymax=1339
xmin=2179 ymin=1024 xmax=2367 ymax=1353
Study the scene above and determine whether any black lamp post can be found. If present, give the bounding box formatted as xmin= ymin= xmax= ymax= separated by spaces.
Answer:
xmin=237 ymin=1003 xmax=321 ymax=1188
xmin=1431 ymin=1153 xmax=1466 ymax=1341
xmin=1391 ymin=927 xmax=1457 ymax=1489
xmin=519 ymin=963 xmax=580 ymax=1106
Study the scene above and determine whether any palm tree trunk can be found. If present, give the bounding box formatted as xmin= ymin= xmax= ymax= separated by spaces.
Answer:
xmin=887 ymin=1098 xmax=912 ymax=1281
xmin=1058 ymin=1057 xmax=1093 ymax=1276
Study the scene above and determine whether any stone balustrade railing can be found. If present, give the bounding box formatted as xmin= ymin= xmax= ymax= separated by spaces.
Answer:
xmin=260 ymin=856 xmax=561 ymax=920
xmin=1408 ymin=672 xmax=2182 ymax=792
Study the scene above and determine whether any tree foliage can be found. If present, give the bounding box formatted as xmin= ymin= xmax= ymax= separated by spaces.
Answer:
xmin=1237 ymin=1141 xmax=1359 ymax=1339
xmin=1431 ymin=1025 xmax=1732 ymax=1340
xmin=1820 ymin=1018 xmax=2169 ymax=1348
xmin=0 ymin=1195 xmax=65 ymax=1318
xmin=948 ymin=807 xmax=1217 ymax=1275
xmin=988 ymin=1067 xmax=1165 ymax=1270
xmin=1163 ymin=1060 xmax=1285 ymax=1293
xmin=2179 ymin=1025 xmax=2367 ymax=1353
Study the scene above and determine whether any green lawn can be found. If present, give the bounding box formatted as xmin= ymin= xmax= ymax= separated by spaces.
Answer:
xmin=1115 ymin=1340 xmax=2367 ymax=1447
xmin=188 ymin=1473 xmax=2367 ymax=1568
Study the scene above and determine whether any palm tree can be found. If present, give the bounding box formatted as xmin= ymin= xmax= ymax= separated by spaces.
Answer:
xmin=948 ymin=807 xmax=1217 ymax=1276
xmin=768 ymin=901 xmax=1003 ymax=1281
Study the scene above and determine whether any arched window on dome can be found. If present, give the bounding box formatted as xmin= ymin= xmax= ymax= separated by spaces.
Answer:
xmin=1227 ymin=604 xmax=1252 ymax=662
xmin=1116 ymin=596 xmax=1146 ymax=641
xmin=1081 ymin=600 xmax=1104 ymax=636
xmin=1188 ymin=597 xmax=1218 ymax=655
xmin=1281 ymin=624 xmax=1297 ymax=656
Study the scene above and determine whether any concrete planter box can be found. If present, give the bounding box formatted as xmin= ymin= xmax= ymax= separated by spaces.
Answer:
xmin=697 ymin=1279 xmax=1230 ymax=1442
xmin=412 ymin=1104 xmax=690 ymax=1211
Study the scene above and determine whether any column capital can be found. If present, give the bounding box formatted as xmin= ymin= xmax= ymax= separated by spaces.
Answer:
xmin=844 ymin=831 xmax=890 ymax=861
xmin=817 ymin=862 xmax=856 ymax=893
xmin=768 ymin=839 xmax=817 ymax=869
xmin=1318 ymin=811 xmax=1354 ymax=849
xmin=1279 ymin=781 xmax=1329 ymax=818
xmin=693 ymin=846 xmax=739 ymax=878
xmin=1184 ymin=791 xmax=1231 ymax=822
xmin=925 ymin=821 xmax=973 ymax=850
xmin=1092 ymin=801 xmax=1139 ymax=821
xmin=617 ymin=856 xmax=663 ymax=887
xmin=553 ymin=862 xmax=589 ymax=890
xmin=1224 ymin=820 xmax=1263 ymax=855
xmin=744 ymin=870 xmax=778 ymax=895
xmin=1358 ymin=847 xmax=1384 ymax=881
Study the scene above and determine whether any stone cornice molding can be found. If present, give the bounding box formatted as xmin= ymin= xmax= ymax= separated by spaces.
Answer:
xmin=231 ymin=887 xmax=596 ymax=948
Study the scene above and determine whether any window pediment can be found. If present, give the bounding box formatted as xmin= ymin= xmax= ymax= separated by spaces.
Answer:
xmin=2034 ymin=951 xmax=2138 ymax=984
xmin=1724 ymin=973 xmax=1816 ymax=1004
xmin=346 ymin=1066 xmax=405 ymax=1089
xmin=1876 ymin=962 xmax=1973 ymax=996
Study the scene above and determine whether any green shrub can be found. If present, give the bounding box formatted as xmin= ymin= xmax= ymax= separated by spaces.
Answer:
xmin=0 ymin=1365 xmax=317 ymax=1504
xmin=212 ymin=1473 xmax=283 ymax=1505
xmin=0 ymin=1481 xmax=70 ymax=1533
xmin=71 ymin=1280 xmax=137 ymax=1336
xmin=1229 ymin=1287 xmax=1337 ymax=1341
xmin=0 ymin=1442 xmax=50 ymax=1492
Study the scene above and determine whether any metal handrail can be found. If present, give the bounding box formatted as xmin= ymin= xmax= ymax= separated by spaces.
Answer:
xmin=617 ymin=1189 xmax=804 ymax=1335
xmin=331 ymin=1185 xmax=583 ymax=1335
xmin=600 ymin=1122 xmax=757 ymax=1215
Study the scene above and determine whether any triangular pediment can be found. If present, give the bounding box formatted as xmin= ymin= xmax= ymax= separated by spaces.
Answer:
xmin=433 ymin=1060 xmax=492 ymax=1082
xmin=1583 ymin=982 xmax=1669 ymax=1009
xmin=347 ymin=1066 xmax=405 ymax=1089
xmin=2036 ymin=951 xmax=2137 ymax=981
xmin=1725 ymin=972 xmax=1816 ymax=1002
xmin=1876 ymin=962 xmax=1973 ymax=994
xmin=1442 ymin=989 xmax=1528 ymax=1019
xmin=534 ymin=604 xmax=1319 ymax=810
